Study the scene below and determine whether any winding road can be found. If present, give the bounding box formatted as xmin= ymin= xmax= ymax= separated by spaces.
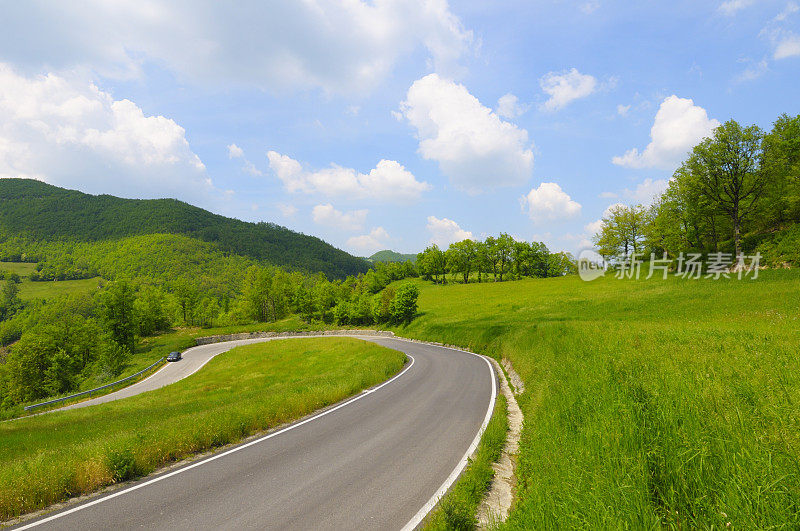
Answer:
xmin=13 ymin=335 xmax=496 ymax=530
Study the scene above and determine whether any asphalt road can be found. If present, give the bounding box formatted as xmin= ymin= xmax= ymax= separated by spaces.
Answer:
xmin=15 ymin=336 xmax=496 ymax=530
xmin=58 ymin=337 xmax=289 ymax=411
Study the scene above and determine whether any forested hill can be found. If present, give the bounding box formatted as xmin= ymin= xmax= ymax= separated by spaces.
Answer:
xmin=0 ymin=179 xmax=369 ymax=279
xmin=368 ymin=250 xmax=417 ymax=263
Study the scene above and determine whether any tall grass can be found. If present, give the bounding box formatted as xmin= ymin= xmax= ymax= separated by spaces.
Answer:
xmin=0 ymin=338 xmax=405 ymax=520
xmin=424 ymin=395 xmax=509 ymax=530
xmin=397 ymin=270 xmax=800 ymax=528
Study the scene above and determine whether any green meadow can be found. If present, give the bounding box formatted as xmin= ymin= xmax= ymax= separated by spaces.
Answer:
xmin=398 ymin=270 xmax=800 ymax=528
xmin=16 ymin=277 xmax=103 ymax=302
xmin=0 ymin=338 xmax=405 ymax=520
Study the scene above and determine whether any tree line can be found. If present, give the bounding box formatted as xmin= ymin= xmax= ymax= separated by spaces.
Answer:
xmin=416 ymin=235 xmax=576 ymax=284
xmin=593 ymin=113 xmax=800 ymax=266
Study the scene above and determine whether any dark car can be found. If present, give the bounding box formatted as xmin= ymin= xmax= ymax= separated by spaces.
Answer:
xmin=166 ymin=351 xmax=182 ymax=362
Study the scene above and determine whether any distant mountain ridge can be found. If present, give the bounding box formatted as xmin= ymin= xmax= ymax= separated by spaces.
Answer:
xmin=368 ymin=250 xmax=417 ymax=263
xmin=0 ymin=178 xmax=369 ymax=279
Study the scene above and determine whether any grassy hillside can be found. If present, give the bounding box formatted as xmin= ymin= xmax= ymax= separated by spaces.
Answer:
xmin=0 ymin=178 xmax=368 ymax=279
xmin=368 ymin=250 xmax=417 ymax=263
xmin=0 ymin=338 xmax=405 ymax=519
xmin=397 ymin=271 xmax=800 ymax=528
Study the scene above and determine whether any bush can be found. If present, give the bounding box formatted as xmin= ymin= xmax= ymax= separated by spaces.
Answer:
xmin=106 ymin=448 xmax=139 ymax=482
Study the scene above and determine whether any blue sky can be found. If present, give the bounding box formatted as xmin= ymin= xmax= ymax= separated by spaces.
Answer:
xmin=0 ymin=0 xmax=798 ymax=256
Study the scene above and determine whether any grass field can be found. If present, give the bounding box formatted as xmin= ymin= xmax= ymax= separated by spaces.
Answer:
xmin=16 ymin=277 xmax=103 ymax=301
xmin=0 ymin=262 xmax=36 ymax=277
xmin=0 ymin=338 xmax=406 ymax=520
xmin=396 ymin=270 xmax=800 ymax=528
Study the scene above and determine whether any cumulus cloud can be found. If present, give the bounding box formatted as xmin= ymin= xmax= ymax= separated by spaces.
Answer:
xmin=311 ymin=203 xmax=368 ymax=231
xmin=347 ymin=227 xmax=392 ymax=254
xmin=612 ymin=95 xmax=720 ymax=170
xmin=399 ymin=74 xmax=534 ymax=192
xmin=539 ymin=68 xmax=598 ymax=111
xmin=521 ymin=182 xmax=582 ymax=223
xmin=496 ymin=93 xmax=528 ymax=119
xmin=0 ymin=63 xmax=209 ymax=199
xmin=267 ymin=152 xmax=430 ymax=202
xmin=426 ymin=215 xmax=473 ymax=247
xmin=0 ymin=1 xmax=471 ymax=94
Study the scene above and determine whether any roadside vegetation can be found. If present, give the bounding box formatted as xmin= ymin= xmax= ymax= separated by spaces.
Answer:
xmin=424 ymin=395 xmax=508 ymax=530
xmin=396 ymin=271 xmax=800 ymax=528
xmin=0 ymin=337 xmax=405 ymax=521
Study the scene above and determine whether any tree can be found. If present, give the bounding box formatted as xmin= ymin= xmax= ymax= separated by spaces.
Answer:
xmin=98 ymin=280 xmax=137 ymax=353
xmin=593 ymin=204 xmax=648 ymax=258
xmin=547 ymin=252 xmax=577 ymax=276
xmin=0 ymin=279 xmax=22 ymax=321
xmin=761 ymin=113 xmax=800 ymax=225
xmin=390 ymin=283 xmax=419 ymax=323
xmin=446 ymin=239 xmax=477 ymax=283
xmin=687 ymin=120 xmax=766 ymax=256
xmin=495 ymin=234 xmax=515 ymax=281
xmin=417 ymin=245 xmax=446 ymax=284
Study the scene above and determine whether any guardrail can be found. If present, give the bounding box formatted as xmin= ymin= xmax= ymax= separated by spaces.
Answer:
xmin=24 ymin=357 xmax=166 ymax=411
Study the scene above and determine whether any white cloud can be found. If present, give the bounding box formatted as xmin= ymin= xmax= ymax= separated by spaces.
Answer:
xmin=267 ymin=152 xmax=430 ymax=202
xmin=227 ymin=143 xmax=244 ymax=159
xmin=776 ymin=1 xmax=799 ymax=21
xmin=623 ymin=178 xmax=669 ymax=204
xmin=399 ymin=74 xmax=534 ymax=192
xmin=347 ymin=227 xmax=392 ymax=254
xmin=599 ymin=191 xmax=619 ymax=199
xmin=496 ymin=93 xmax=528 ymax=119
xmin=520 ymin=182 xmax=582 ymax=223
xmin=584 ymin=219 xmax=604 ymax=235
xmin=719 ymin=0 xmax=756 ymax=15
xmin=617 ymin=104 xmax=631 ymax=116
xmin=736 ymin=58 xmax=769 ymax=82
xmin=426 ymin=215 xmax=473 ymax=247
xmin=0 ymin=63 xmax=209 ymax=199
xmin=276 ymin=203 xmax=297 ymax=217
xmin=775 ymin=34 xmax=800 ymax=58
xmin=311 ymin=203 xmax=368 ymax=231
xmin=0 ymin=1 xmax=471 ymax=94
xmin=227 ymin=143 xmax=264 ymax=176
xmin=612 ymin=95 xmax=720 ymax=170
xmin=539 ymin=68 xmax=598 ymax=111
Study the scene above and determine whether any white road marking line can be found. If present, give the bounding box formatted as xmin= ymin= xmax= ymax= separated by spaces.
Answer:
xmin=399 ymin=341 xmax=497 ymax=531
xmin=15 ymin=350 xmax=416 ymax=530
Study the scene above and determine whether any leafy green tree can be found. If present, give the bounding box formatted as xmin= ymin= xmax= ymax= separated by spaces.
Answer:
xmin=446 ymin=239 xmax=477 ymax=284
xmin=547 ymin=252 xmax=577 ymax=276
xmin=0 ymin=279 xmax=22 ymax=321
xmin=687 ymin=120 xmax=765 ymax=256
xmin=373 ymin=287 xmax=395 ymax=323
xmin=134 ymin=286 xmax=170 ymax=336
xmin=390 ymin=283 xmax=419 ymax=323
xmin=417 ymin=245 xmax=446 ymax=284
xmin=761 ymin=113 xmax=800 ymax=225
xmin=98 ymin=280 xmax=137 ymax=353
xmin=496 ymin=233 xmax=515 ymax=281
